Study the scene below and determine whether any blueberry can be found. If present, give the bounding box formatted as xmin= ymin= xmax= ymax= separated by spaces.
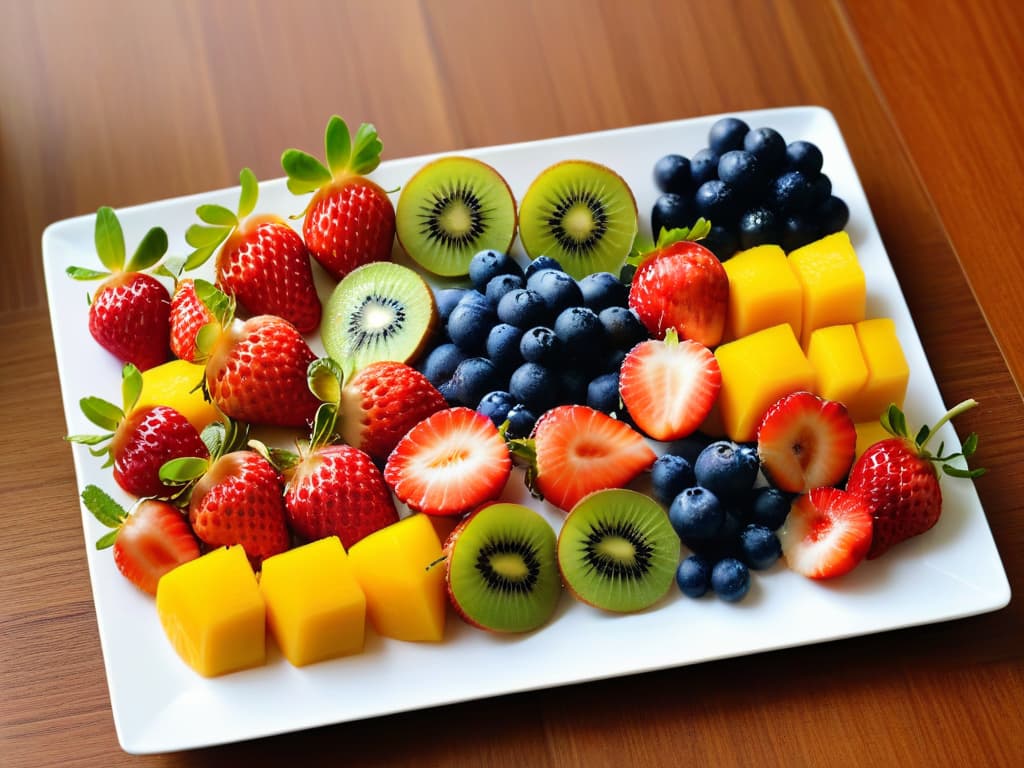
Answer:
xmin=653 ymin=154 xmax=692 ymax=195
xmin=601 ymin=347 xmax=628 ymax=375
xmin=437 ymin=379 xmax=458 ymax=405
xmin=586 ymin=372 xmax=620 ymax=413
xmin=771 ymin=171 xmax=813 ymax=214
xmin=524 ymin=255 xmax=564 ymax=278
xmin=505 ymin=403 xmax=539 ymax=439
xmin=435 ymin=288 xmax=468 ymax=326
xmin=468 ymin=249 xmax=522 ymax=293
xmin=527 ymin=269 xmax=583 ymax=316
xmin=598 ymin=306 xmax=647 ymax=350
xmin=690 ymin=147 xmax=720 ymax=185
xmin=816 ymin=195 xmax=850 ymax=235
xmin=749 ymin=487 xmax=792 ymax=531
xmin=558 ymin=367 xmax=590 ymax=404
xmin=694 ymin=441 xmax=760 ymax=503
xmin=676 ymin=554 xmax=713 ymax=598
xmin=807 ymin=173 xmax=832 ymax=208
xmin=694 ymin=180 xmax=739 ymax=224
xmin=780 ymin=213 xmax=821 ymax=252
xmin=509 ymin=362 xmax=559 ymax=413
xmin=669 ymin=486 xmax=725 ymax=540
xmin=738 ymin=206 xmax=780 ymax=250
xmin=665 ymin=433 xmax=715 ymax=465
xmin=785 ymin=140 xmax=823 ymax=176
xmin=476 ymin=390 xmax=516 ymax=427
xmin=421 ymin=342 xmax=469 ymax=386
xmin=651 ymin=454 xmax=696 ymax=507
xmin=710 ymin=557 xmax=750 ymax=602
xmin=707 ymin=117 xmax=750 ymax=154
xmin=497 ymin=288 xmax=549 ymax=328
xmin=743 ymin=127 xmax=787 ymax=176
xmin=717 ymin=150 xmax=763 ymax=194
xmin=485 ymin=323 xmax=525 ymax=372
xmin=553 ymin=306 xmax=605 ymax=359
xmin=519 ymin=326 xmax=562 ymax=366
xmin=450 ymin=357 xmax=502 ymax=407
xmin=578 ymin=272 xmax=628 ymax=312
xmin=701 ymin=225 xmax=739 ymax=261
xmin=738 ymin=524 xmax=782 ymax=570
xmin=485 ymin=273 xmax=525 ymax=306
xmin=651 ymin=193 xmax=698 ymax=238
xmin=447 ymin=299 xmax=495 ymax=353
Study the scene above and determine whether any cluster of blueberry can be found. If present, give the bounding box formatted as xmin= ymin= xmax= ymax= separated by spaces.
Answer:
xmin=420 ymin=251 xmax=648 ymax=437
xmin=652 ymin=116 xmax=850 ymax=260
xmin=652 ymin=438 xmax=791 ymax=602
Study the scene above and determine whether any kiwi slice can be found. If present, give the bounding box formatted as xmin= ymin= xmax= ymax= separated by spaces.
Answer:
xmin=322 ymin=261 xmax=436 ymax=372
xmin=445 ymin=503 xmax=561 ymax=633
xmin=518 ymin=160 xmax=638 ymax=281
xmin=396 ymin=156 xmax=517 ymax=277
xmin=558 ymin=489 xmax=679 ymax=613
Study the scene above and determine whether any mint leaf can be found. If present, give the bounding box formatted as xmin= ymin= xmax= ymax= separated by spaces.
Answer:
xmin=94 ymin=206 xmax=126 ymax=272
xmin=81 ymin=484 xmax=126 ymax=529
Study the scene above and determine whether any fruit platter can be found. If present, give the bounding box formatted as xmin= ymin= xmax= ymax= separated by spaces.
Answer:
xmin=43 ymin=107 xmax=1009 ymax=754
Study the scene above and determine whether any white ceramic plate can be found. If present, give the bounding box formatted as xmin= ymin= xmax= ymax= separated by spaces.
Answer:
xmin=43 ymin=107 xmax=1010 ymax=754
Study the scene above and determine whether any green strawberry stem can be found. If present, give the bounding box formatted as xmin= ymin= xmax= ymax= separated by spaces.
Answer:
xmin=880 ymin=399 xmax=985 ymax=479
xmin=281 ymin=116 xmax=384 ymax=198
xmin=65 ymin=364 xmax=144 ymax=462
xmin=183 ymin=168 xmax=261 ymax=270
xmin=624 ymin=218 xmax=713 ymax=270
xmin=67 ymin=206 xmax=168 ymax=284
xmin=81 ymin=484 xmax=129 ymax=549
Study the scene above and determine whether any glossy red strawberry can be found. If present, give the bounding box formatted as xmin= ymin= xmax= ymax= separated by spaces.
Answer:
xmin=169 ymin=278 xmax=217 ymax=362
xmin=282 ymin=117 xmax=396 ymax=280
xmin=779 ymin=486 xmax=873 ymax=579
xmin=618 ymin=329 xmax=721 ymax=440
xmin=339 ymin=360 xmax=447 ymax=462
xmin=81 ymin=485 xmax=200 ymax=595
xmin=67 ymin=207 xmax=171 ymax=370
xmin=628 ymin=226 xmax=728 ymax=347
xmin=846 ymin=401 xmax=984 ymax=559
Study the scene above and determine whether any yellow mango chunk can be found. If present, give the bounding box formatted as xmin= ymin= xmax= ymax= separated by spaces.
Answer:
xmin=156 ymin=545 xmax=265 ymax=677
xmin=805 ymin=324 xmax=869 ymax=406
xmin=714 ymin=324 xmax=816 ymax=442
xmin=847 ymin=318 xmax=910 ymax=422
xmin=348 ymin=514 xmax=447 ymax=643
xmin=722 ymin=244 xmax=802 ymax=341
xmin=855 ymin=420 xmax=892 ymax=460
xmin=788 ymin=232 xmax=866 ymax=346
xmin=139 ymin=359 xmax=220 ymax=432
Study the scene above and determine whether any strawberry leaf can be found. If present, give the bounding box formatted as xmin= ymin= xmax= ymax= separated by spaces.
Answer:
xmin=281 ymin=149 xmax=332 ymax=195
xmin=238 ymin=168 xmax=259 ymax=220
xmin=324 ymin=116 xmax=352 ymax=178
xmin=655 ymin=219 xmax=712 ymax=250
xmin=195 ymin=323 xmax=221 ymax=358
xmin=121 ymin=363 xmax=143 ymax=414
xmin=350 ymin=122 xmax=383 ymax=175
xmin=186 ymin=223 xmax=230 ymax=249
xmin=65 ymin=266 xmax=110 ymax=281
xmin=81 ymin=484 xmax=126 ymax=529
xmin=308 ymin=357 xmax=343 ymax=405
xmin=249 ymin=438 xmax=300 ymax=472
xmin=193 ymin=279 xmax=233 ymax=326
xmin=125 ymin=226 xmax=168 ymax=273
xmin=95 ymin=529 xmax=120 ymax=550
xmin=197 ymin=204 xmax=239 ymax=228
xmin=79 ymin=396 xmax=123 ymax=431
xmin=309 ymin=403 xmax=339 ymax=449
xmin=155 ymin=256 xmax=186 ymax=280
xmin=160 ymin=456 xmax=209 ymax=485
xmin=962 ymin=432 xmax=979 ymax=457
xmin=65 ymin=432 xmax=112 ymax=446
xmin=94 ymin=206 xmax=126 ymax=272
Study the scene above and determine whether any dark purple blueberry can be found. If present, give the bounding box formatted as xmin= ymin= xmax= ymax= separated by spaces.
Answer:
xmin=771 ymin=171 xmax=814 ymax=214
xmin=437 ymin=379 xmax=459 ymax=405
xmin=651 ymin=193 xmax=698 ymax=238
xmin=519 ymin=326 xmax=562 ymax=367
xmin=676 ymin=554 xmax=713 ymax=598
xmin=690 ymin=147 xmax=720 ymax=186
xmin=434 ymin=288 xmax=468 ymax=326
xmin=553 ymin=306 xmax=605 ymax=359
xmin=558 ymin=367 xmax=590 ymax=404
xmin=654 ymin=154 xmax=692 ymax=195
xmin=601 ymin=347 xmax=628 ymax=374
xmin=711 ymin=557 xmax=750 ymax=602
xmin=484 ymin=273 xmax=525 ymax=306
xmin=743 ymin=127 xmax=787 ymax=176
xmin=450 ymin=357 xmax=502 ymax=407
xmin=578 ymin=272 xmax=629 ymax=312
xmin=485 ymin=323 xmax=525 ymax=372
xmin=748 ymin=487 xmax=793 ymax=531
xmin=509 ymin=362 xmax=559 ymax=413
xmin=717 ymin=150 xmax=763 ymax=194
xmin=739 ymin=524 xmax=782 ymax=570
xmin=526 ymin=269 xmax=584 ymax=316
xmin=780 ymin=213 xmax=821 ymax=252
xmin=707 ymin=116 xmax=750 ymax=154
xmin=476 ymin=390 xmax=516 ymax=427
xmin=505 ymin=404 xmax=539 ymax=439
xmin=816 ymin=195 xmax=850 ymax=234
xmin=701 ymin=224 xmax=740 ymax=261
xmin=446 ymin=299 xmax=495 ymax=353
xmin=738 ymin=206 xmax=780 ymax=250
xmin=421 ymin=342 xmax=468 ymax=386
xmin=694 ymin=180 xmax=739 ymax=224
xmin=694 ymin=441 xmax=760 ymax=504
xmin=651 ymin=454 xmax=696 ymax=507
xmin=496 ymin=288 xmax=549 ymax=328
xmin=669 ymin=486 xmax=725 ymax=540
xmin=665 ymin=432 xmax=715 ymax=465
xmin=807 ymin=173 xmax=832 ymax=208
xmin=468 ymin=249 xmax=523 ymax=292
xmin=785 ymin=140 xmax=823 ymax=176
xmin=598 ymin=306 xmax=648 ymax=350
xmin=586 ymin=371 xmax=620 ymax=414
xmin=523 ymin=255 xmax=565 ymax=278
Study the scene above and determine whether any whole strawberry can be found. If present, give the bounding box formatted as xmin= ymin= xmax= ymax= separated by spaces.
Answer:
xmin=282 ymin=116 xmax=396 ymax=280
xmin=846 ymin=400 xmax=984 ymax=559
xmin=67 ymin=207 xmax=171 ymax=370
xmin=184 ymin=168 xmax=321 ymax=332
xmin=67 ymin=364 xmax=208 ymax=498
xmin=169 ymin=278 xmax=218 ymax=362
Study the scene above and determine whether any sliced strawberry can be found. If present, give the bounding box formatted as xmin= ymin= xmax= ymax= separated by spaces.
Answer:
xmin=524 ymin=404 xmax=656 ymax=512
xmin=384 ymin=407 xmax=511 ymax=517
xmin=619 ymin=330 xmax=721 ymax=441
xmin=756 ymin=391 xmax=856 ymax=493
xmin=169 ymin=278 xmax=217 ymax=362
xmin=779 ymin=486 xmax=873 ymax=579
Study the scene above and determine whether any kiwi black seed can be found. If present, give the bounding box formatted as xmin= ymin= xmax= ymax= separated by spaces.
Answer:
xmin=396 ymin=156 xmax=518 ymax=277
xmin=446 ymin=503 xmax=561 ymax=633
xmin=557 ymin=488 xmax=679 ymax=613
xmin=518 ymin=160 xmax=638 ymax=281
xmin=321 ymin=261 xmax=436 ymax=373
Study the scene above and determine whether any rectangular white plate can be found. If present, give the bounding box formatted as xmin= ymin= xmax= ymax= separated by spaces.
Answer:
xmin=43 ymin=107 xmax=1010 ymax=754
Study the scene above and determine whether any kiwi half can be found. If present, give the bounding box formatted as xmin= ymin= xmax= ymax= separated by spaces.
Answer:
xmin=518 ymin=160 xmax=638 ymax=280
xmin=445 ymin=503 xmax=561 ymax=633
xmin=558 ymin=489 xmax=679 ymax=613
xmin=321 ymin=261 xmax=436 ymax=373
xmin=396 ymin=156 xmax=517 ymax=277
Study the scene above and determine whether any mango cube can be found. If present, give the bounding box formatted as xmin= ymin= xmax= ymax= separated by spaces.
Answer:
xmin=259 ymin=536 xmax=366 ymax=667
xmin=805 ymin=324 xmax=869 ymax=406
xmin=156 ymin=545 xmax=265 ymax=677
xmin=855 ymin=419 xmax=892 ymax=460
xmin=139 ymin=359 xmax=220 ymax=432
xmin=722 ymin=245 xmax=802 ymax=341
xmin=348 ymin=514 xmax=447 ymax=643
xmin=847 ymin=318 xmax=909 ymax=422
xmin=714 ymin=323 xmax=816 ymax=442
xmin=788 ymin=232 xmax=866 ymax=346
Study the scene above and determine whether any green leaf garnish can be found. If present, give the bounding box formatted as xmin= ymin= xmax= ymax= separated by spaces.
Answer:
xmin=65 ymin=266 xmax=110 ymax=281
xmin=307 ymin=357 xmax=344 ymax=405
xmin=196 ymin=204 xmax=239 ymax=228
xmin=81 ymin=484 xmax=126 ymax=531
xmin=120 ymin=364 xmax=144 ymax=414
xmin=238 ymin=167 xmax=259 ymax=220
xmin=324 ymin=116 xmax=352 ymax=179
xmin=349 ymin=122 xmax=383 ymax=175
xmin=93 ymin=207 xmax=126 ymax=273
xmin=281 ymin=149 xmax=332 ymax=195
xmin=79 ymin=397 xmax=123 ymax=431
xmin=95 ymin=529 xmax=120 ymax=550
xmin=125 ymin=226 xmax=168 ymax=272
xmin=159 ymin=456 xmax=210 ymax=485
xmin=185 ymin=223 xmax=229 ymax=249
xmin=309 ymin=403 xmax=339 ymax=449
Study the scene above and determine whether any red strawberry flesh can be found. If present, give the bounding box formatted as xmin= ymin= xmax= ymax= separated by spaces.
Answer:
xmin=114 ymin=500 xmax=201 ymax=595
xmin=305 ymin=179 xmax=396 ymax=281
xmin=779 ymin=487 xmax=873 ymax=579
xmin=89 ymin=272 xmax=171 ymax=371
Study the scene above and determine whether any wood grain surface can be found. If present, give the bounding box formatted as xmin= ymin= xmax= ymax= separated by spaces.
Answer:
xmin=1 ymin=0 xmax=1021 ymax=765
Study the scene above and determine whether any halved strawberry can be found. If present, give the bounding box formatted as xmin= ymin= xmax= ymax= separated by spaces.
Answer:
xmin=514 ymin=404 xmax=657 ymax=513
xmin=756 ymin=391 xmax=856 ymax=493
xmin=619 ymin=329 xmax=721 ymax=441
xmin=383 ymin=407 xmax=511 ymax=517
xmin=779 ymin=486 xmax=873 ymax=579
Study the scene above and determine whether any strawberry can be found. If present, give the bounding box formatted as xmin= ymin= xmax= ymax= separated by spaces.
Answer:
xmin=778 ymin=486 xmax=874 ymax=579
xmin=183 ymin=168 xmax=321 ymax=333
xmin=756 ymin=391 xmax=857 ymax=493
xmin=81 ymin=484 xmax=200 ymax=595
xmin=67 ymin=206 xmax=171 ymax=370
xmin=66 ymin=364 xmax=208 ymax=497
xmin=169 ymin=278 xmax=218 ymax=362
xmin=511 ymin=404 xmax=657 ymax=513
xmin=628 ymin=224 xmax=729 ymax=347
xmin=339 ymin=360 xmax=447 ymax=462
xmin=846 ymin=400 xmax=984 ymax=559
xmin=384 ymin=407 xmax=511 ymax=516
xmin=618 ymin=329 xmax=721 ymax=440
xmin=282 ymin=116 xmax=396 ymax=280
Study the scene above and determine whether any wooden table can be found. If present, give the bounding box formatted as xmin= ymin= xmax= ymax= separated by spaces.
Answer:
xmin=2 ymin=1 xmax=1021 ymax=765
